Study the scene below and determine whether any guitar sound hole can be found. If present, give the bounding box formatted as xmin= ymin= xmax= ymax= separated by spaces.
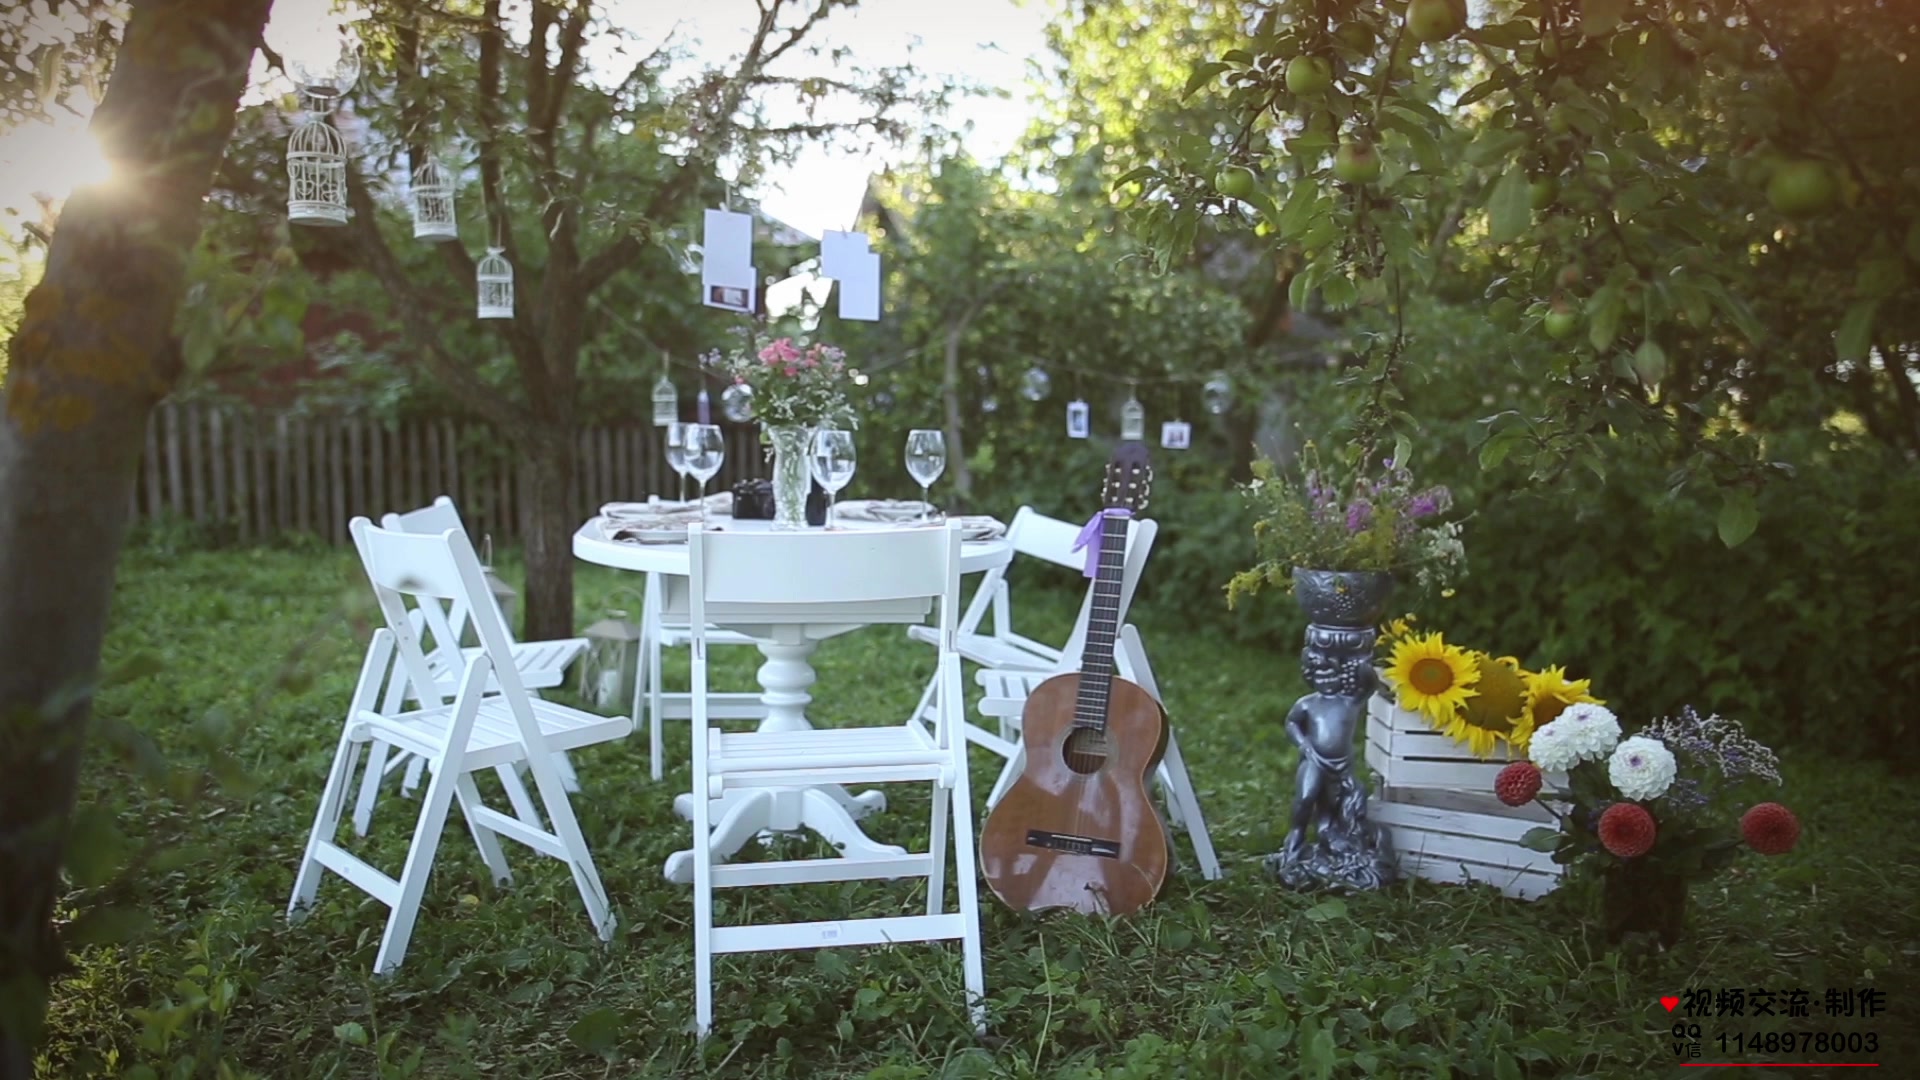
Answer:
xmin=1061 ymin=727 xmax=1109 ymax=775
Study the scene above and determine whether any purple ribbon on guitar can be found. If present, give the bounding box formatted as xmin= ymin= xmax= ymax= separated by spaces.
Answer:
xmin=1071 ymin=507 xmax=1132 ymax=579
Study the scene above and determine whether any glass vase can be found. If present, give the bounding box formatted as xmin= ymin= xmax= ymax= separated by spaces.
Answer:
xmin=766 ymin=425 xmax=814 ymax=531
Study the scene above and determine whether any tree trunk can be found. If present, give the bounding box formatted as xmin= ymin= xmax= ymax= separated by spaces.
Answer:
xmin=0 ymin=1 xmax=271 ymax=1073
xmin=942 ymin=319 xmax=972 ymax=508
xmin=519 ymin=431 xmax=577 ymax=643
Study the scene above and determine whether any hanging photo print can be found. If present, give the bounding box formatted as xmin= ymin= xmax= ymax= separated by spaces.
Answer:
xmin=1161 ymin=420 xmax=1192 ymax=450
xmin=1066 ymin=399 xmax=1090 ymax=439
xmin=701 ymin=207 xmax=755 ymax=312
xmin=821 ymin=230 xmax=882 ymax=321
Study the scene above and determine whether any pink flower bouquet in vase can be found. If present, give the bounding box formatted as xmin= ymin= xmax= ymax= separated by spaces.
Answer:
xmin=703 ymin=338 xmax=857 ymax=529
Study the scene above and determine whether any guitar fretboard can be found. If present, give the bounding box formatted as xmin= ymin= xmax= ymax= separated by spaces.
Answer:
xmin=1071 ymin=512 xmax=1129 ymax=732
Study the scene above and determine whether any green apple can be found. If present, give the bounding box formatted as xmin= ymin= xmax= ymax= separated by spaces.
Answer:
xmin=1543 ymin=301 xmax=1579 ymax=340
xmin=1767 ymin=159 xmax=1838 ymax=219
xmin=1530 ymin=177 xmax=1560 ymax=209
xmin=1406 ymin=0 xmax=1463 ymax=44
xmin=1286 ymin=56 xmax=1333 ymax=96
xmin=1305 ymin=110 xmax=1337 ymax=135
xmin=1333 ymin=140 xmax=1383 ymax=185
xmin=1335 ymin=22 xmax=1376 ymax=53
xmin=1214 ymin=165 xmax=1257 ymax=199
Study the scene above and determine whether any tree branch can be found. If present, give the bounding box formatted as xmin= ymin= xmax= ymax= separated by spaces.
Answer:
xmin=340 ymin=166 xmax=534 ymax=435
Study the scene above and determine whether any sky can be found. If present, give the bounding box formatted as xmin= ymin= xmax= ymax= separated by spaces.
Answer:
xmin=0 ymin=0 xmax=1055 ymax=240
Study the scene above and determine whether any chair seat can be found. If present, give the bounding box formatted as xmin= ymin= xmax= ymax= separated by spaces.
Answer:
xmin=709 ymin=724 xmax=942 ymax=775
xmin=360 ymin=696 xmax=631 ymax=772
xmin=906 ymin=626 xmax=1058 ymax=670
xmin=976 ymin=668 xmax=1051 ymax=719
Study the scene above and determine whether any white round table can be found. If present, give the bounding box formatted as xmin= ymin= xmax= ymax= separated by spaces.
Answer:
xmin=573 ymin=515 xmax=1013 ymax=884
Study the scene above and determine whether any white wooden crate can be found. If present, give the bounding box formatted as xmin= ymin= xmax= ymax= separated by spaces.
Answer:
xmin=1363 ymin=692 xmax=1567 ymax=793
xmin=1364 ymin=692 xmax=1567 ymax=900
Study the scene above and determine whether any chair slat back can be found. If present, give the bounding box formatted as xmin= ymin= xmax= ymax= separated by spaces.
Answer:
xmin=1005 ymin=508 xmax=1085 ymax=570
xmin=1057 ymin=517 xmax=1158 ymax=666
xmin=350 ymin=518 xmax=539 ymax=738
xmin=689 ymin=526 xmax=958 ymax=613
xmin=382 ymin=497 xmax=515 ymax=649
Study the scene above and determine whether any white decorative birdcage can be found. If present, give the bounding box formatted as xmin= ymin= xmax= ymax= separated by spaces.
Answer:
xmin=476 ymin=246 xmax=513 ymax=319
xmin=286 ymin=114 xmax=347 ymax=227
xmin=651 ymin=372 xmax=678 ymax=426
xmin=410 ymin=158 xmax=457 ymax=241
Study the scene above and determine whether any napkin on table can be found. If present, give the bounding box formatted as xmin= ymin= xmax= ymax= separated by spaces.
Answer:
xmin=832 ymin=500 xmax=1006 ymax=542
xmin=599 ymin=493 xmax=731 ymax=543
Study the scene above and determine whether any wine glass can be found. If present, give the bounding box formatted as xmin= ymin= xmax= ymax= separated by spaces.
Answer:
xmin=809 ymin=428 xmax=857 ymax=529
xmin=664 ymin=421 xmax=692 ymax=503
xmin=683 ymin=424 xmax=726 ymax=526
xmin=904 ymin=429 xmax=946 ymax=522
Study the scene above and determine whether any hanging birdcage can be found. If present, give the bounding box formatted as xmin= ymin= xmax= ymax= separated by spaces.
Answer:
xmin=1121 ymin=391 xmax=1146 ymax=441
xmin=652 ymin=372 xmax=679 ymax=426
xmin=286 ymin=113 xmax=347 ymax=227
xmin=477 ymin=247 xmax=514 ymax=319
xmin=410 ymin=158 xmax=457 ymax=241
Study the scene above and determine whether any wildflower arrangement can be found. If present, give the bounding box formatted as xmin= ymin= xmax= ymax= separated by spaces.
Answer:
xmin=701 ymin=337 xmax=857 ymax=430
xmin=1375 ymin=617 xmax=1602 ymax=758
xmin=1225 ymin=442 xmax=1464 ymax=608
xmin=1497 ymin=704 xmax=1799 ymax=884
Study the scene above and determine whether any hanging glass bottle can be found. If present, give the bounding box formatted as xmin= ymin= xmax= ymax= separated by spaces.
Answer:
xmin=476 ymin=247 xmax=513 ymax=319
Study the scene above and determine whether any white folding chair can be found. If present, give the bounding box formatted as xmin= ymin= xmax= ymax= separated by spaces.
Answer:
xmin=976 ymin=624 xmax=1222 ymax=881
xmin=349 ymin=497 xmax=589 ymax=836
xmin=905 ymin=510 xmax=1156 ymax=733
xmin=288 ymin=518 xmax=631 ymax=974
xmin=633 ymin=569 xmax=769 ymax=781
xmin=685 ymin=523 xmax=984 ymax=1037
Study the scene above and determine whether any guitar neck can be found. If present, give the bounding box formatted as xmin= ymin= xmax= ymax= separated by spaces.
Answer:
xmin=1072 ymin=512 xmax=1130 ymax=731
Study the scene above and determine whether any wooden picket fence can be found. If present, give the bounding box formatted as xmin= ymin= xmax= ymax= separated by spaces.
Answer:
xmin=130 ymin=400 xmax=767 ymax=544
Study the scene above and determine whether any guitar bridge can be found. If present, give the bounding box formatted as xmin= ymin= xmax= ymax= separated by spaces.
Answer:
xmin=1025 ymin=829 xmax=1120 ymax=858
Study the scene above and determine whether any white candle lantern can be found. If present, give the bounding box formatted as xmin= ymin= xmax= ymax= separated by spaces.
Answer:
xmin=477 ymin=247 xmax=514 ymax=319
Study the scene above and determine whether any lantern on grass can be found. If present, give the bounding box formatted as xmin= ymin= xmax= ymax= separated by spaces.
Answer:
xmin=476 ymin=535 xmax=518 ymax=636
xmin=578 ymin=612 xmax=643 ymax=711
xmin=410 ymin=158 xmax=457 ymax=241
xmin=286 ymin=113 xmax=348 ymax=227
xmin=477 ymin=247 xmax=514 ymax=319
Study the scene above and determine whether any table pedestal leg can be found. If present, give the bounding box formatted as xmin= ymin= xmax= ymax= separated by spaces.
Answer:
xmin=665 ymin=626 xmax=899 ymax=883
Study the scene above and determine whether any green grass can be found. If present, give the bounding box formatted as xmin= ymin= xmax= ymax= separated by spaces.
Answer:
xmin=35 ymin=529 xmax=1920 ymax=1079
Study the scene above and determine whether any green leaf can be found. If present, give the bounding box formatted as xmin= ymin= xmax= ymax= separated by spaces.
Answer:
xmin=65 ymin=904 xmax=153 ymax=947
xmin=1520 ymin=827 xmax=1563 ymax=852
xmin=1702 ymin=279 xmax=1765 ymax=343
xmin=1110 ymin=165 xmax=1160 ymax=191
xmin=1277 ymin=180 xmax=1320 ymax=238
xmin=1479 ymin=426 xmax=1525 ymax=470
xmin=334 ymin=1022 xmax=369 ymax=1047
xmin=1381 ymin=1001 xmax=1418 ymax=1033
xmin=567 ymin=1007 xmax=624 ymax=1056
xmin=1455 ymin=77 xmax=1502 ymax=108
xmin=1494 ymin=1051 xmax=1524 ymax=1080
xmin=1581 ymin=0 xmax=1627 ymax=36
xmin=1475 ymin=21 xmax=1535 ymax=50
xmin=1486 ymin=169 xmax=1531 ymax=244
xmin=1299 ymin=1019 xmax=1338 ymax=1080
xmin=1305 ymin=898 xmax=1349 ymax=922
xmin=1392 ymin=434 xmax=1412 ymax=470
xmin=1718 ymin=490 xmax=1759 ymax=548
xmin=1835 ymin=300 xmax=1879 ymax=363
xmin=1587 ymin=286 xmax=1622 ymax=353
xmin=1182 ymin=61 xmax=1230 ymax=100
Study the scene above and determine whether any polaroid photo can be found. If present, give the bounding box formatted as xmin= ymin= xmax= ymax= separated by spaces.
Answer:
xmin=1066 ymin=399 xmax=1090 ymax=439
xmin=1160 ymin=420 xmax=1192 ymax=450
xmin=700 ymin=208 xmax=755 ymax=309
xmin=706 ymin=279 xmax=755 ymax=314
xmin=820 ymin=230 xmax=871 ymax=279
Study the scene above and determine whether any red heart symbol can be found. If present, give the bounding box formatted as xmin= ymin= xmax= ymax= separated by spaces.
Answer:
xmin=1661 ymin=996 xmax=1680 ymax=1013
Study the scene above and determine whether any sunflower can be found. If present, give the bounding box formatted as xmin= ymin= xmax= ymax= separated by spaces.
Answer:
xmin=1376 ymin=613 xmax=1419 ymax=647
xmin=1523 ymin=665 xmax=1603 ymax=733
xmin=1385 ymin=632 xmax=1479 ymax=723
xmin=1431 ymin=651 xmax=1533 ymax=758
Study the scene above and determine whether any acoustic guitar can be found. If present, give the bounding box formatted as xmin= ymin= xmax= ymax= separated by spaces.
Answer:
xmin=979 ymin=441 xmax=1170 ymax=917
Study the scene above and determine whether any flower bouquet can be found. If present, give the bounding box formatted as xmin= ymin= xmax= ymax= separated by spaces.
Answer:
xmin=1225 ymin=442 xmax=1464 ymax=609
xmin=701 ymin=337 xmax=857 ymax=528
xmin=1495 ymin=704 xmax=1800 ymax=945
xmin=701 ymin=337 xmax=857 ymax=431
xmin=1376 ymin=618 xmax=1602 ymax=759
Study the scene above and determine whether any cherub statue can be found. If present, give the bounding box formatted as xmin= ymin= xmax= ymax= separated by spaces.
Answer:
xmin=1268 ymin=626 xmax=1398 ymax=890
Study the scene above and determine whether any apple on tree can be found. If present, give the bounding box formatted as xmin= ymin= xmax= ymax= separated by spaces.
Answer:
xmin=1334 ymin=140 xmax=1382 ymax=186
xmin=1285 ymin=55 xmax=1332 ymax=96
xmin=1542 ymin=300 xmax=1579 ymax=340
xmin=1214 ymin=165 xmax=1257 ymax=200
xmin=1406 ymin=0 xmax=1465 ymax=45
xmin=1766 ymin=159 xmax=1838 ymax=219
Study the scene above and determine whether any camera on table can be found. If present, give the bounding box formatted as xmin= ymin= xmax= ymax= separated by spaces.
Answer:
xmin=729 ymin=478 xmax=828 ymax=526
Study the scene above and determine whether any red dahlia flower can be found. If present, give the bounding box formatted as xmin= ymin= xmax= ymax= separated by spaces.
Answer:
xmin=1494 ymin=761 xmax=1543 ymax=806
xmin=1740 ymin=802 xmax=1800 ymax=855
xmin=1598 ymin=802 xmax=1658 ymax=858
